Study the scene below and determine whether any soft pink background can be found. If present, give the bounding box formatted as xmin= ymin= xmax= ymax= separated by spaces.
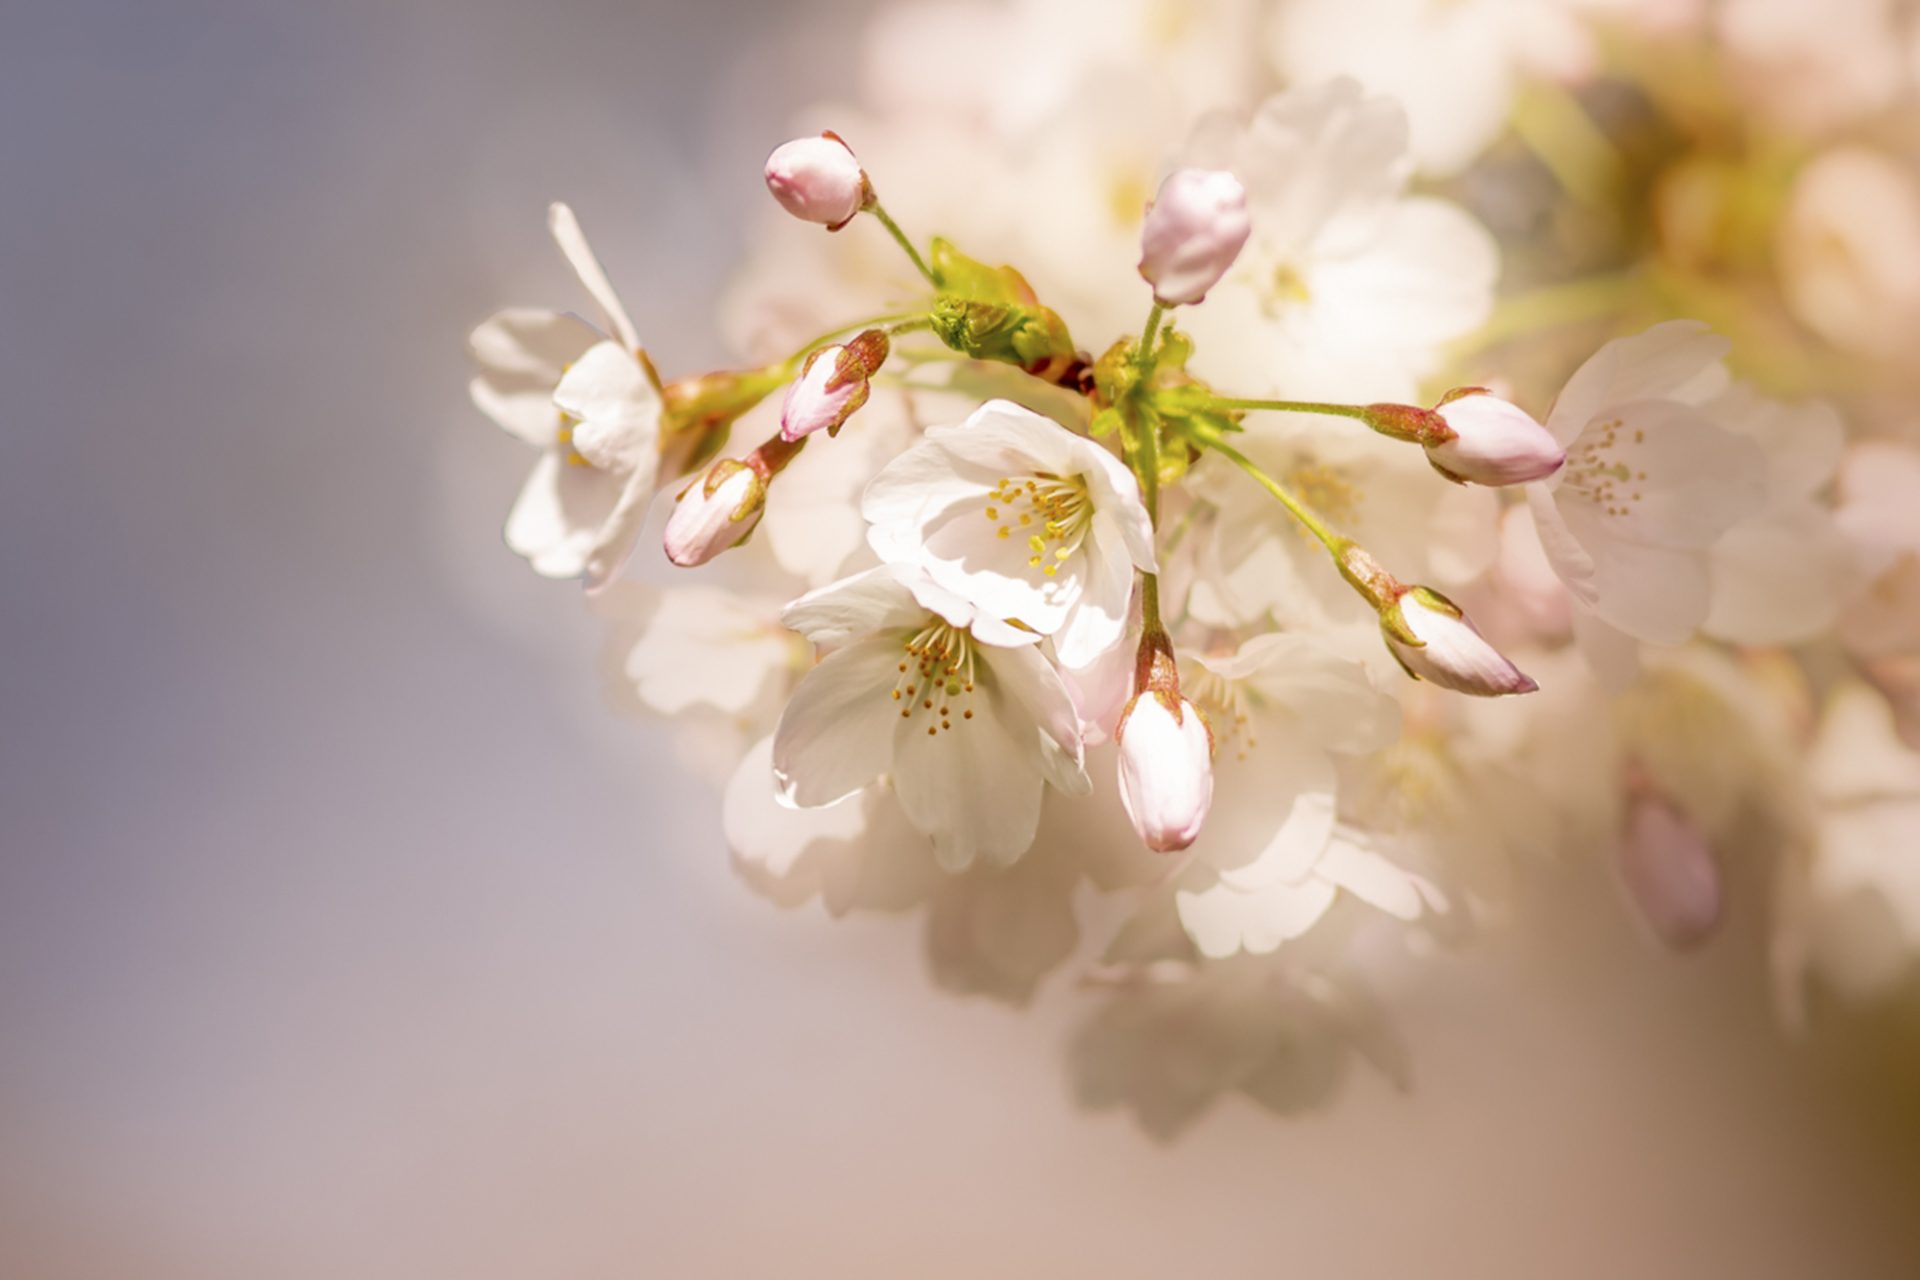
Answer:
xmin=2 ymin=3 xmax=1917 ymax=1275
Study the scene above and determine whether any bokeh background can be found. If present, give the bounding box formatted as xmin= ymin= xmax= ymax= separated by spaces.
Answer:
xmin=4 ymin=2 xmax=1919 ymax=1276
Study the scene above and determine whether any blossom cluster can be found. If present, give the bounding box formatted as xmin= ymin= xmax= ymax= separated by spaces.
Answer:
xmin=464 ymin=0 xmax=1920 ymax=1132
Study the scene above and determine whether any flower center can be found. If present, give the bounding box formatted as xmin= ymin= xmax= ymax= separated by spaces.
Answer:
xmin=982 ymin=473 xmax=1094 ymax=578
xmin=1187 ymin=667 xmax=1256 ymax=762
xmin=890 ymin=621 xmax=980 ymax=736
xmin=1281 ymin=461 xmax=1358 ymax=539
xmin=555 ymin=411 xmax=591 ymax=467
xmin=1560 ymin=417 xmax=1648 ymax=518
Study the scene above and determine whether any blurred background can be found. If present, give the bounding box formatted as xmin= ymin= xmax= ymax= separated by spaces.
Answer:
xmin=3 ymin=2 xmax=1919 ymax=1276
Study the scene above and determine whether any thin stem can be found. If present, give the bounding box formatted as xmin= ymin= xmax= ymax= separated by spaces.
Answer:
xmin=1177 ymin=421 xmax=1344 ymax=558
xmin=1511 ymin=81 xmax=1625 ymax=211
xmin=1206 ymin=396 xmax=1371 ymax=422
xmin=785 ymin=310 xmax=927 ymax=368
xmin=866 ymin=201 xmax=936 ymax=285
xmin=1136 ymin=301 xmax=1166 ymax=371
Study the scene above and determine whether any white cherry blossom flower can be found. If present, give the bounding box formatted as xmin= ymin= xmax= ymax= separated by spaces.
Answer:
xmin=862 ymin=399 xmax=1156 ymax=668
xmin=467 ymin=202 xmax=663 ymax=588
xmin=1526 ymin=321 xmax=1767 ymax=648
xmin=1149 ymin=634 xmax=1443 ymax=958
xmin=1175 ymin=79 xmax=1497 ymax=402
xmin=772 ymin=563 xmax=1091 ymax=870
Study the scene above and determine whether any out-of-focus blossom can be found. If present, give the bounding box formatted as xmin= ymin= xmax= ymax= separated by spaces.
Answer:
xmin=1137 ymin=168 xmax=1252 ymax=306
xmin=1777 ymin=147 xmax=1920 ymax=361
xmin=1780 ymin=684 xmax=1920 ymax=1009
xmin=863 ymin=399 xmax=1156 ymax=668
xmin=1527 ymin=322 xmax=1767 ymax=656
xmin=764 ymin=133 xmax=871 ymax=228
xmin=772 ymin=564 xmax=1090 ymax=870
xmin=1113 ymin=634 xmax=1440 ymax=958
xmin=1267 ymin=0 xmax=1597 ymax=177
xmin=1717 ymin=0 xmax=1907 ymax=137
xmin=468 ymin=203 xmax=663 ymax=587
xmin=1115 ymin=692 xmax=1215 ymax=852
xmin=1616 ymin=792 xmax=1723 ymax=951
xmin=1176 ymin=79 xmax=1497 ymax=402
xmin=1836 ymin=440 xmax=1920 ymax=660
xmin=1701 ymin=385 xmax=1859 ymax=645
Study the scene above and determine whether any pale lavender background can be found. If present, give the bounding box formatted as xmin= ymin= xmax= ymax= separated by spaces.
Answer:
xmin=3 ymin=3 xmax=1918 ymax=1277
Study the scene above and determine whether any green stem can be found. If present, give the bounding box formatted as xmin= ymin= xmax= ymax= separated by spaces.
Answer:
xmin=785 ymin=310 xmax=927 ymax=368
xmin=1510 ymin=81 xmax=1625 ymax=211
xmin=867 ymin=201 xmax=936 ymax=285
xmin=1136 ymin=301 xmax=1166 ymax=371
xmin=1206 ymin=396 xmax=1371 ymax=422
xmin=1176 ymin=420 xmax=1344 ymax=559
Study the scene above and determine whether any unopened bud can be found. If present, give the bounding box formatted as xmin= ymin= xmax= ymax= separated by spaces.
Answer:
xmin=1428 ymin=390 xmax=1565 ymax=486
xmin=1617 ymin=794 xmax=1722 ymax=951
xmin=663 ymin=458 xmax=765 ymax=567
xmin=1383 ymin=587 xmax=1538 ymax=697
xmin=1116 ymin=692 xmax=1214 ymax=852
xmin=763 ymin=132 xmax=870 ymax=230
xmin=779 ymin=330 xmax=889 ymax=441
xmin=1137 ymin=169 xmax=1251 ymax=307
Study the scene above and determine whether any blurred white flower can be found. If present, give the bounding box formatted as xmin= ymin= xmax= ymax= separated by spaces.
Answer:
xmin=863 ymin=399 xmax=1156 ymax=668
xmin=1155 ymin=634 xmax=1442 ymax=958
xmin=1777 ymin=147 xmax=1920 ymax=361
xmin=1700 ymin=385 xmax=1860 ymax=646
xmin=467 ymin=203 xmax=663 ymax=588
xmin=772 ymin=563 xmax=1090 ymax=869
xmin=1717 ymin=0 xmax=1907 ymax=137
xmin=1526 ymin=322 xmax=1767 ymax=653
xmin=1176 ymin=79 xmax=1498 ymax=402
xmin=1836 ymin=440 xmax=1920 ymax=660
xmin=1267 ymin=0 xmax=1596 ymax=177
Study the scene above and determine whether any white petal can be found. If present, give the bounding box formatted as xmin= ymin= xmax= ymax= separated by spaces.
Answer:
xmin=503 ymin=449 xmax=620 ymax=579
xmin=553 ymin=341 xmax=662 ymax=473
xmin=724 ymin=735 xmax=869 ymax=880
xmin=468 ymin=307 xmax=599 ymax=447
xmin=979 ymin=643 xmax=1088 ymax=786
xmin=1196 ymin=633 xmax=1401 ymax=755
xmin=779 ymin=565 xmax=924 ymax=648
xmin=581 ymin=459 xmax=661 ymax=593
xmin=627 ymin=587 xmax=791 ymax=716
xmin=772 ymin=635 xmax=902 ymax=807
xmin=1176 ymin=875 xmax=1340 ymax=959
xmin=1560 ymin=499 xmax=1713 ymax=643
xmin=1705 ymin=503 xmax=1860 ymax=645
xmin=547 ymin=201 xmax=640 ymax=352
xmin=922 ymin=398 xmax=1081 ymax=476
xmin=1051 ymin=522 xmax=1135 ymax=669
xmin=1314 ymin=835 xmax=1444 ymax=921
xmin=1547 ymin=320 xmax=1731 ymax=446
xmin=890 ymin=690 xmax=1046 ymax=870
xmin=1304 ymin=196 xmax=1497 ymax=352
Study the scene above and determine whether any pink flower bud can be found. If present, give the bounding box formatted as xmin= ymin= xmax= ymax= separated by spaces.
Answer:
xmin=1617 ymin=795 xmax=1722 ymax=950
xmin=1137 ymin=169 xmax=1251 ymax=307
xmin=664 ymin=459 xmax=765 ymax=567
xmin=1428 ymin=390 xmax=1566 ymax=486
xmin=763 ymin=133 xmax=869 ymax=230
xmin=1384 ymin=588 xmax=1538 ymax=697
xmin=1116 ymin=693 xmax=1214 ymax=852
xmin=779 ymin=329 xmax=889 ymax=441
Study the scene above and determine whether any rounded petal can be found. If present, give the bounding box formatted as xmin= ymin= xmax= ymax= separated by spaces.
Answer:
xmin=503 ymin=449 xmax=621 ymax=579
xmin=468 ymin=307 xmax=599 ymax=447
xmin=778 ymin=565 xmax=924 ymax=648
xmin=889 ymin=690 xmax=1047 ymax=871
xmin=1547 ymin=320 xmax=1731 ymax=446
xmin=554 ymin=341 xmax=663 ymax=473
xmin=772 ymin=635 xmax=903 ymax=807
